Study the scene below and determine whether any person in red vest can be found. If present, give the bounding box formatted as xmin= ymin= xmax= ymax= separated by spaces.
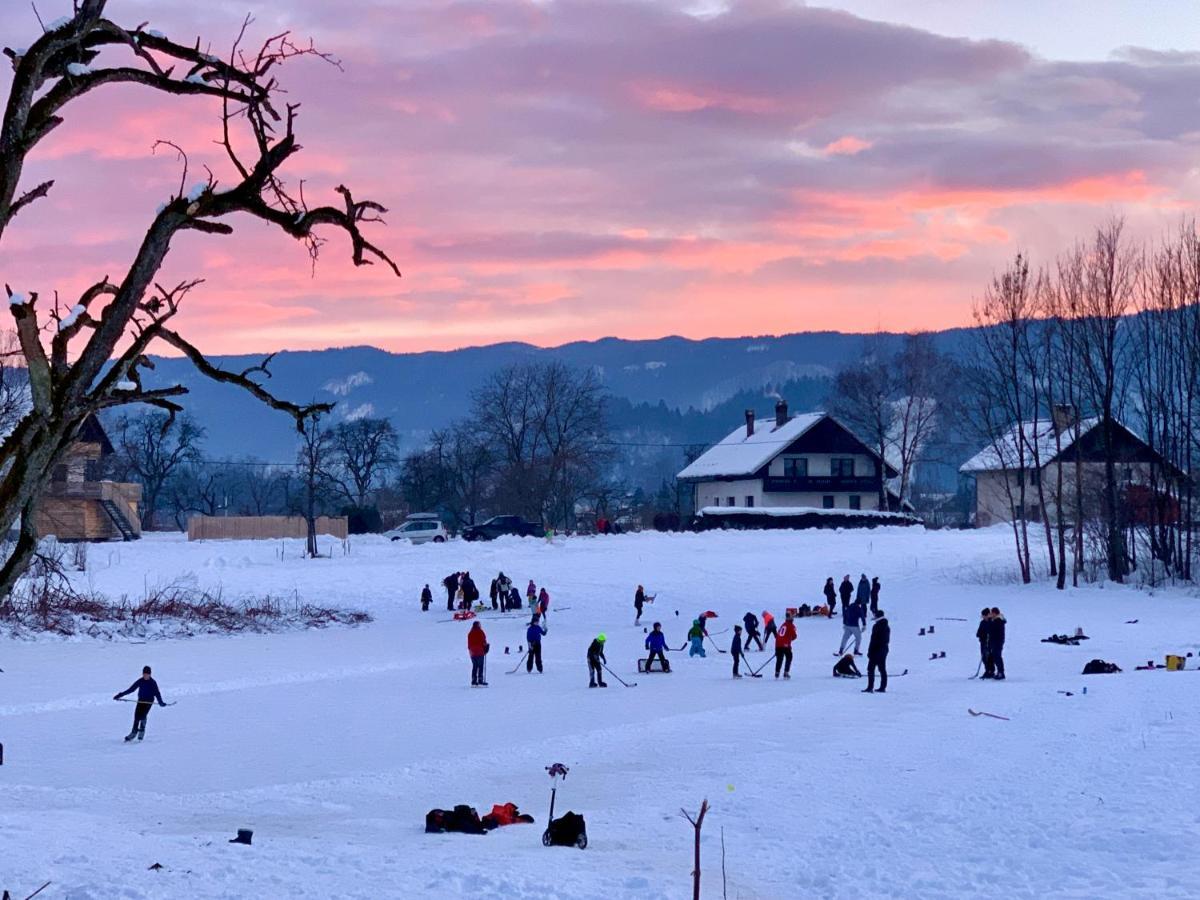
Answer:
xmin=467 ymin=621 xmax=489 ymax=686
xmin=774 ymin=611 xmax=797 ymax=679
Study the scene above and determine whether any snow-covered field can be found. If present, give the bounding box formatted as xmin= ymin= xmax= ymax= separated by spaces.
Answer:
xmin=2 ymin=527 xmax=1199 ymax=899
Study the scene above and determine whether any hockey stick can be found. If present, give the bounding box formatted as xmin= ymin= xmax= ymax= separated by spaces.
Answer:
xmin=967 ymin=708 xmax=1010 ymax=720
xmin=601 ymin=663 xmax=637 ymax=687
xmin=705 ymin=635 xmax=728 ymax=654
xmin=506 ymin=651 xmax=529 ymax=674
xmin=749 ymin=653 xmax=774 ymax=677
xmin=968 ymin=658 xmax=984 ymax=679
xmin=115 ymin=699 xmax=176 ymax=706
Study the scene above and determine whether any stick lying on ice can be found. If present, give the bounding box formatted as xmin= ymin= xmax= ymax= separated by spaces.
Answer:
xmin=967 ymin=708 xmax=1009 ymax=721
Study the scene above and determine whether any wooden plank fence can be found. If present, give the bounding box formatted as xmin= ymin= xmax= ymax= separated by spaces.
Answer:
xmin=187 ymin=515 xmax=349 ymax=541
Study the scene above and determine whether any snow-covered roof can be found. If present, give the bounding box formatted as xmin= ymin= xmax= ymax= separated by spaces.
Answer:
xmin=959 ymin=417 xmax=1097 ymax=473
xmin=678 ymin=412 xmax=826 ymax=480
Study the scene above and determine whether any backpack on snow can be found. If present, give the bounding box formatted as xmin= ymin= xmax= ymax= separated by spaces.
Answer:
xmin=426 ymin=804 xmax=487 ymax=834
xmin=1082 ymin=659 xmax=1122 ymax=675
xmin=543 ymin=811 xmax=587 ymax=849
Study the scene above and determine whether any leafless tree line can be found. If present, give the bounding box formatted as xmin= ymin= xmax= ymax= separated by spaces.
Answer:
xmin=400 ymin=359 xmax=612 ymax=530
xmin=966 ymin=218 xmax=1200 ymax=588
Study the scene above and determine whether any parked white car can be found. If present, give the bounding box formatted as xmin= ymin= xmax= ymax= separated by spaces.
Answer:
xmin=385 ymin=517 xmax=448 ymax=544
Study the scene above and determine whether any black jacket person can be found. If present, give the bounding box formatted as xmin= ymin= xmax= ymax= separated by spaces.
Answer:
xmin=114 ymin=666 xmax=166 ymax=741
xmin=864 ymin=611 xmax=890 ymax=693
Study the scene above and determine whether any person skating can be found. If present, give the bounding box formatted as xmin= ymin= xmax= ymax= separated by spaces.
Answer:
xmin=526 ymin=580 xmax=537 ymax=607
xmin=976 ymin=608 xmax=993 ymax=678
xmin=443 ymin=572 xmax=460 ymax=611
xmin=113 ymin=665 xmax=166 ymax=742
xmin=538 ymin=587 xmax=551 ymax=624
xmin=687 ymin=618 xmax=707 ymax=657
xmin=823 ymin=577 xmax=837 ymax=617
xmin=988 ymin=607 xmax=1006 ymax=680
xmin=762 ymin=610 xmax=777 ymax=644
xmin=420 ymin=584 xmax=432 ymax=612
xmin=587 ymin=634 xmax=608 ymax=687
xmin=526 ymin=617 xmax=547 ymax=673
xmin=838 ymin=575 xmax=853 ymax=614
xmin=838 ymin=595 xmax=867 ymax=655
xmin=645 ymin=622 xmax=671 ymax=672
xmin=634 ymin=585 xmax=646 ymax=625
xmin=863 ymin=608 xmax=890 ymax=693
xmin=870 ymin=576 xmax=881 ymax=616
xmin=774 ymin=612 xmax=797 ymax=678
xmin=742 ymin=612 xmax=763 ymax=651
xmin=468 ymin=621 xmax=489 ymax=686
xmin=731 ymin=625 xmax=745 ymax=678
xmin=833 ymin=653 xmax=861 ymax=678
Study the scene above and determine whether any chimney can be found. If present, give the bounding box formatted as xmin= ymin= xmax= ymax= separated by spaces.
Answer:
xmin=775 ymin=398 xmax=788 ymax=427
xmin=1052 ymin=404 xmax=1077 ymax=435
xmin=745 ymin=409 xmax=755 ymax=438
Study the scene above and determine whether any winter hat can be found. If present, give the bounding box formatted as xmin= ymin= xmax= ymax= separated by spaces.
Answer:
xmin=874 ymin=609 xmax=885 ymax=619
xmin=142 ymin=666 xmax=152 ymax=674
xmin=597 ymin=633 xmax=606 ymax=643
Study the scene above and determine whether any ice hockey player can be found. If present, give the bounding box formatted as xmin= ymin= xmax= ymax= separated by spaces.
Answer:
xmin=863 ymin=608 xmax=890 ymax=693
xmin=988 ymin=607 xmax=1006 ymax=680
xmin=588 ymin=634 xmax=608 ymax=687
xmin=634 ymin=585 xmax=646 ymax=625
xmin=976 ymin=608 xmax=993 ymax=678
xmin=468 ymin=622 xmax=489 ymax=686
xmin=774 ymin=611 xmax=797 ymax=679
xmin=742 ymin=611 xmax=763 ymax=651
xmin=731 ymin=625 xmax=745 ymax=678
xmin=526 ymin=617 xmax=547 ymax=673
xmin=420 ymin=584 xmax=432 ymax=612
xmin=687 ymin=618 xmax=707 ymax=657
xmin=762 ymin=609 xmax=777 ymax=644
xmin=833 ymin=654 xmax=861 ymax=677
xmin=113 ymin=666 xmax=167 ymax=742
xmin=645 ymin=622 xmax=670 ymax=672
xmin=823 ymin=577 xmax=837 ymax=617
xmin=838 ymin=594 xmax=867 ymax=656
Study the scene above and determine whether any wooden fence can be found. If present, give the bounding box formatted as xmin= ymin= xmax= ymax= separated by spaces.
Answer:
xmin=187 ymin=515 xmax=349 ymax=541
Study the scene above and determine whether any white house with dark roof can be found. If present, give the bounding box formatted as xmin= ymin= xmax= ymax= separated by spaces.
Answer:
xmin=678 ymin=400 xmax=902 ymax=515
xmin=959 ymin=406 xmax=1182 ymax=527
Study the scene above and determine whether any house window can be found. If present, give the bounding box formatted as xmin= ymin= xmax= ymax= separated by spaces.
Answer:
xmin=84 ymin=458 xmax=100 ymax=482
xmin=831 ymin=458 xmax=855 ymax=478
xmin=822 ymin=495 xmax=835 ymax=509
xmin=849 ymin=495 xmax=861 ymax=510
xmin=727 ymin=496 xmax=735 ymax=507
xmin=745 ymin=496 xmax=755 ymax=508
xmin=51 ymin=464 xmax=68 ymax=483
xmin=1124 ymin=467 xmax=1134 ymax=484
xmin=783 ymin=457 xmax=808 ymax=478
xmin=1029 ymin=468 xmax=1040 ymax=487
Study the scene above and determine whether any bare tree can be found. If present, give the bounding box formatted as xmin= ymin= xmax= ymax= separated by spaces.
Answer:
xmin=166 ymin=462 xmax=236 ymax=529
xmin=295 ymin=414 xmax=336 ymax=557
xmin=680 ymin=799 xmax=709 ymax=900
xmin=428 ymin=423 xmax=495 ymax=529
xmin=0 ymin=3 xmax=398 ymax=594
xmin=830 ymin=339 xmax=893 ymax=510
xmin=1073 ymin=220 xmax=1137 ymax=582
xmin=475 ymin=360 xmax=609 ymax=526
xmin=112 ymin=412 xmax=204 ymax=529
xmin=969 ymin=254 xmax=1037 ymax=583
xmin=329 ymin=417 xmax=399 ymax=508
xmin=891 ymin=333 xmax=950 ymax=509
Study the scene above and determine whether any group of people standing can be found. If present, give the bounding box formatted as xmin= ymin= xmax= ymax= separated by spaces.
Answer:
xmin=976 ymin=607 xmax=1007 ymax=679
xmin=432 ymin=571 xmax=551 ymax=618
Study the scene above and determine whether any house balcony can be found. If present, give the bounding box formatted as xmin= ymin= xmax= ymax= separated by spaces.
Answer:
xmin=43 ymin=479 xmax=142 ymax=503
xmin=762 ymin=475 xmax=879 ymax=493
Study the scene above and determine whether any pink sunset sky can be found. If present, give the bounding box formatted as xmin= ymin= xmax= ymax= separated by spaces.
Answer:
xmin=4 ymin=0 xmax=1199 ymax=354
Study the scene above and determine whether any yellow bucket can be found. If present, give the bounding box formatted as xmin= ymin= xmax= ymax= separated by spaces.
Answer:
xmin=1165 ymin=655 xmax=1186 ymax=671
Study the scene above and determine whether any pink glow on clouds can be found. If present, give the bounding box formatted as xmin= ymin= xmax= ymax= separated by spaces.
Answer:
xmin=2 ymin=0 xmax=1198 ymax=354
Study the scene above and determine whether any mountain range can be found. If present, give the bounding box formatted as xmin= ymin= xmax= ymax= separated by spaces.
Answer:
xmin=132 ymin=329 xmax=976 ymax=488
